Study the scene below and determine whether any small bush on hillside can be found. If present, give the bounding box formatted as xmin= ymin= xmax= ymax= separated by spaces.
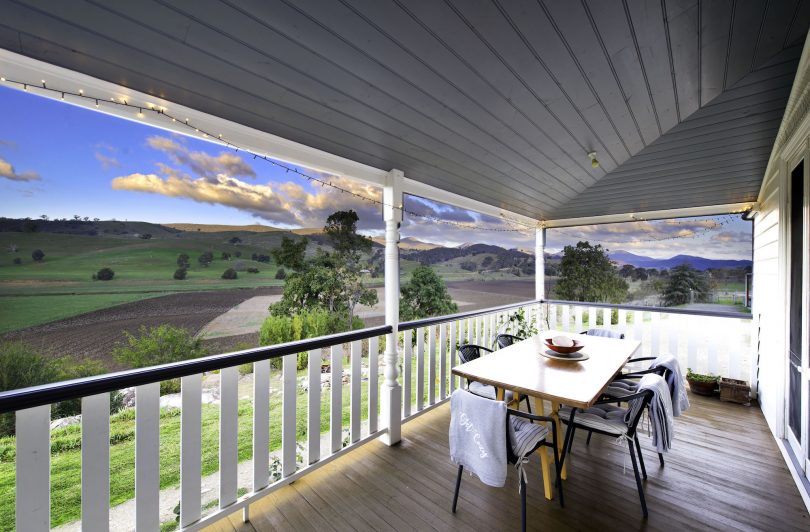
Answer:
xmin=275 ymin=268 xmax=286 ymax=280
xmin=228 ymin=236 xmax=242 ymax=244
xmin=460 ymin=260 xmax=477 ymax=272
xmin=139 ymin=233 xmax=152 ymax=239
xmin=12 ymin=258 xmax=21 ymax=265
xmin=112 ymin=325 xmax=207 ymax=394
xmin=247 ymin=267 xmax=259 ymax=273
xmin=198 ymin=251 xmax=213 ymax=267
xmin=31 ymin=249 xmax=44 ymax=262
xmin=234 ymin=250 xmax=242 ymax=258
xmin=221 ymin=252 xmax=231 ymax=260
xmin=177 ymin=253 xmax=190 ymax=269
xmin=221 ymin=268 xmax=237 ymax=279
xmin=95 ymin=267 xmax=115 ymax=281
xmin=173 ymin=268 xmax=187 ymax=280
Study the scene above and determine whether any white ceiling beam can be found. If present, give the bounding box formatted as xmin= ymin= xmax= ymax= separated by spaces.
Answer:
xmin=542 ymin=202 xmax=756 ymax=228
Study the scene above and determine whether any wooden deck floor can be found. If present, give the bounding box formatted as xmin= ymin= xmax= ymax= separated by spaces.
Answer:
xmin=204 ymin=394 xmax=809 ymax=531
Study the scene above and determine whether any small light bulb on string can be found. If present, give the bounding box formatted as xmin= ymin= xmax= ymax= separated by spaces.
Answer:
xmin=588 ymin=152 xmax=599 ymax=169
xmin=95 ymin=99 xmax=99 ymax=108
xmin=60 ymin=92 xmax=65 ymax=101
xmin=23 ymin=84 xmax=27 ymax=91
xmin=0 ymin=77 xmax=5 ymax=82
xmin=78 ymin=89 xmax=83 ymax=95
xmin=137 ymin=108 xmax=144 ymax=119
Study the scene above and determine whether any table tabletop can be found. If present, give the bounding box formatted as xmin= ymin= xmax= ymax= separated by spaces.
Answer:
xmin=451 ymin=330 xmax=640 ymax=409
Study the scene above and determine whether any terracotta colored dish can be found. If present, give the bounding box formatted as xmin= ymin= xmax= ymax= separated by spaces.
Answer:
xmin=544 ymin=338 xmax=585 ymax=354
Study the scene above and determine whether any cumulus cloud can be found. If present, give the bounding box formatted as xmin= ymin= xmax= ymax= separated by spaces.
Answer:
xmin=146 ymin=136 xmax=256 ymax=180
xmin=0 ymin=157 xmax=40 ymax=182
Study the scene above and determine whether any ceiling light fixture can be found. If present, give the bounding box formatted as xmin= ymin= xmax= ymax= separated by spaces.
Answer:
xmin=588 ymin=152 xmax=599 ymax=169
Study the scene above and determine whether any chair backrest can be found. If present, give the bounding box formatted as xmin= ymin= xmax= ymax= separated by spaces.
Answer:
xmin=582 ymin=328 xmax=625 ymax=339
xmin=624 ymin=389 xmax=655 ymax=437
xmin=458 ymin=344 xmax=493 ymax=364
xmin=495 ymin=334 xmax=523 ymax=349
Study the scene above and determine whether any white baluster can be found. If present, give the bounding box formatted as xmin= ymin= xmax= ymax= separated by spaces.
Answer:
xmin=253 ymin=359 xmax=271 ymax=486
xmin=561 ymin=305 xmax=570 ymax=332
xmin=82 ymin=393 xmax=110 ymax=530
xmin=305 ymin=351 xmax=319 ymax=465
xmin=618 ymin=309 xmax=627 ymax=336
xmin=708 ymin=334 xmax=719 ymax=376
xmin=549 ymin=304 xmax=557 ymax=329
xmin=466 ymin=317 xmax=473 ymax=344
xmin=687 ymin=329 xmax=698 ymax=373
xmin=15 ymin=404 xmax=50 ymax=532
xmin=368 ymin=336 xmax=379 ymax=434
xmin=651 ymin=312 xmax=661 ymax=356
xmin=439 ymin=324 xmax=447 ymax=399
xmin=428 ymin=325 xmax=437 ymax=405
xmin=180 ymin=374 xmax=202 ymax=527
xmin=589 ymin=307 xmax=598 ymax=330
xmin=449 ymin=321 xmax=458 ymax=392
xmin=136 ymin=382 xmax=160 ymax=531
xmin=282 ymin=354 xmax=297 ymax=476
xmin=220 ymin=366 xmax=238 ymax=507
xmin=634 ymin=311 xmax=644 ymax=345
xmin=350 ymin=340 xmax=361 ymax=443
xmin=416 ymin=328 xmax=425 ymax=412
xmin=603 ymin=308 xmax=611 ymax=330
xmin=574 ymin=306 xmax=583 ymax=333
xmin=403 ymin=330 xmax=413 ymax=417
xmin=729 ymin=320 xmax=743 ymax=379
xmin=330 ymin=345 xmax=343 ymax=454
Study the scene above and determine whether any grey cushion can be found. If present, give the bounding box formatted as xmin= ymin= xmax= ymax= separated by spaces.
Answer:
xmin=509 ymin=416 xmax=549 ymax=458
xmin=585 ymin=328 xmax=624 ymax=339
xmin=468 ymin=381 xmax=516 ymax=402
xmin=560 ymin=404 xmax=629 ymax=436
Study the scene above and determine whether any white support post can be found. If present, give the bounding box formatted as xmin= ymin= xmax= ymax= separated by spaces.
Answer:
xmin=536 ymin=226 xmax=545 ymax=301
xmin=381 ymin=168 xmax=403 ymax=445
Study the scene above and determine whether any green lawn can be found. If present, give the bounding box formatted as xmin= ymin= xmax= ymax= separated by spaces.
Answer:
xmin=0 ymin=293 xmax=164 ymax=334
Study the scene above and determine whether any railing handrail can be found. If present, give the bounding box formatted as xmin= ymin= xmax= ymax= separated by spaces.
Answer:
xmin=0 ymin=325 xmax=391 ymax=415
xmin=399 ymin=299 xmax=539 ymax=330
xmin=541 ymin=299 xmax=753 ymax=320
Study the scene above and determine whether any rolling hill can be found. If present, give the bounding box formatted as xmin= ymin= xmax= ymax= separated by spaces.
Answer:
xmin=609 ymin=250 xmax=752 ymax=270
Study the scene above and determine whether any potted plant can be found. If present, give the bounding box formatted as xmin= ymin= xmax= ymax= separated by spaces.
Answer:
xmin=686 ymin=368 xmax=719 ymax=396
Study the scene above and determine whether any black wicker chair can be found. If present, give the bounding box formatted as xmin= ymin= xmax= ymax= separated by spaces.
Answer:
xmin=559 ymin=387 xmax=657 ymax=517
xmin=452 ymin=406 xmax=564 ymax=531
xmin=495 ymin=333 xmax=524 ymax=349
xmin=580 ymin=328 xmax=625 ymax=339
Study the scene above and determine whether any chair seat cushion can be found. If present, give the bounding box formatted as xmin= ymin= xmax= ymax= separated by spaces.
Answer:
xmin=509 ymin=416 xmax=549 ymax=458
xmin=468 ymin=381 xmax=516 ymax=402
xmin=560 ymin=404 xmax=629 ymax=436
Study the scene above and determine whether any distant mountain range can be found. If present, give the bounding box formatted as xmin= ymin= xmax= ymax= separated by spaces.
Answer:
xmin=608 ymin=250 xmax=751 ymax=271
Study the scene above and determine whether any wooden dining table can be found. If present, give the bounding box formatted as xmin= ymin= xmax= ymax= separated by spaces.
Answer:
xmin=451 ymin=330 xmax=640 ymax=500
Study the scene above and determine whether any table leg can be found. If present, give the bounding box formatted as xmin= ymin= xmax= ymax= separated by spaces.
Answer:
xmin=552 ymin=401 xmax=567 ymax=480
xmin=534 ymin=399 xmax=553 ymax=500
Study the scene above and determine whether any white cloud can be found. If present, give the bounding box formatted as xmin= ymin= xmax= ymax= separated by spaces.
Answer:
xmin=0 ymin=157 xmax=40 ymax=182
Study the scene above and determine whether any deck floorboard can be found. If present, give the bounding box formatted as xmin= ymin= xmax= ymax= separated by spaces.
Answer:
xmin=204 ymin=394 xmax=809 ymax=531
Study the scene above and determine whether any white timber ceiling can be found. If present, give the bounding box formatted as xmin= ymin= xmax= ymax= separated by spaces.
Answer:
xmin=0 ymin=0 xmax=808 ymax=221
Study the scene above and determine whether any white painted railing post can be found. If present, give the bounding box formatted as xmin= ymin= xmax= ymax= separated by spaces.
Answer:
xmin=16 ymin=405 xmax=50 ymax=532
xmin=536 ymin=225 xmax=545 ymax=301
xmin=381 ymin=168 xmax=403 ymax=445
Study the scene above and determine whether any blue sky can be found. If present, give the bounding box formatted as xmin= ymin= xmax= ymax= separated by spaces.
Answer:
xmin=0 ymin=85 xmax=752 ymax=259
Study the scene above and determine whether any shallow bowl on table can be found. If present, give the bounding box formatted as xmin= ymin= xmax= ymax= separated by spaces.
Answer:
xmin=544 ymin=338 xmax=585 ymax=354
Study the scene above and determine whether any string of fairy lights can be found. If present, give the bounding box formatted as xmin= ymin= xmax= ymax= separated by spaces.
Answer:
xmin=0 ymin=76 xmax=534 ymax=232
xmin=1 ymin=76 xmax=747 ymax=242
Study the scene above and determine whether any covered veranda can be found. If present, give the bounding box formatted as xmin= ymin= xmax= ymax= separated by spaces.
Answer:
xmin=1 ymin=1 xmax=809 ymax=530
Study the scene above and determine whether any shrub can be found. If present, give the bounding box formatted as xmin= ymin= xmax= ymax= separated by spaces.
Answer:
xmin=12 ymin=258 xmax=21 ymax=265
xmin=460 ymin=260 xmax=477 ymax=271
xmin=275 ymin=268 xmax=287 ymax=280
xmin=139 ymin=233 xmax=152 ymax=239
xmin=173 ymin=268 xmax=187 ymax=280
xmin=31 ymin=249 xmax=44 ymax=261
xmin=221 ymin=268 xmax=237 ymax=279
xmin=228 ymin=236 xmax=242 ymax=244
xmin=96 ymin=267 xmax=115 ymax=281
xmin=0 ymin=342 xmax=122 ymax=436
xmin=198 ymin=251 xmax=213 ymax=267
xmin=247 ymin=267 xmax=260 ymax=273
xmin=177 ymin=253 xmax=190 ymax=268
xmin=234 ymin=250 xmax=242 ymax=258
xmin=112 ymin=325 xmax=207 ymax=394
xmin=221 ymin=252 xmax=231 ymax=260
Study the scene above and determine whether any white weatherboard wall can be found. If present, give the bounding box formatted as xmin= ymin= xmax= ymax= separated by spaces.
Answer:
xmin=753 ymin=33 xmax=810 ymax=438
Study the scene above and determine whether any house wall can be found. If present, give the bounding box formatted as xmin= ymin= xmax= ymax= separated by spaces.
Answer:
xmin=754 ymin=34 xmax=810 ymax=438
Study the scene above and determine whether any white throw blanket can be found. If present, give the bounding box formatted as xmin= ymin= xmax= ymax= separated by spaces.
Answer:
xmin=627 ymin=374 xmax=674 ymax=453
xmin=449 ymin=389 xmax=507 ymax=487
xmin=651 ymin=354 xmax=690 ymax=417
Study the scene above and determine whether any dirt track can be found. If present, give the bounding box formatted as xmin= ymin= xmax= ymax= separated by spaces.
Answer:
xmin=3 ymin=280 xmax=535 ymax=370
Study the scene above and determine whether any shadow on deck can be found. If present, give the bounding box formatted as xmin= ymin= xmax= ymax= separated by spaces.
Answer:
xmin=204 ymin=394 xmax=809 ymax=531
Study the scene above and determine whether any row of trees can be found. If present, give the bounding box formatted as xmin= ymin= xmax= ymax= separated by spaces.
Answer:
xmin=553 ymin=241 xmax=715 ymax=306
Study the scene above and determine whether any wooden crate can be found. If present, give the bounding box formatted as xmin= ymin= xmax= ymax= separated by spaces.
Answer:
xmin=719 ymin=377 xmax=750 ymax=405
